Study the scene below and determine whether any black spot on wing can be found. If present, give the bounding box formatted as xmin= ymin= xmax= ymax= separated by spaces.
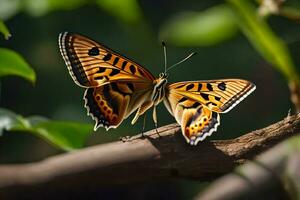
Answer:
xmin=197 ymin=83 xmax=202 ymax=92
xmin=88 ymin=47 xmax=99 ymax=56
xmin=103 ymin=53 xmax=112 ymax=61
xmin=200 ymin=93 xmax=209 ymax=101
xmin=109 ymin=69 xmax=120 ymax=76
xmin=98 ymin=67 xmax=106 ymax=73
xmin=186 ymin=84 xmax=194 ymax=91
xmin=207 ymin=83 xmax=213 ymax=91
xmin=192 ymin=102 xmax=201 ymax=108
xmin=178 ymin=97 xmax=188 ymax=103
xmin=113 ymin=57 xmax=119 ymax=66
xmin=215 ymin=96 xmax=221 ymax=101
xmin=121 ymin=61 xmax=127 ymax=70
xmin=129 ymin=65 xmax=136 ymax=74
xmin=218 ymin=82 xmax=226 ymax=91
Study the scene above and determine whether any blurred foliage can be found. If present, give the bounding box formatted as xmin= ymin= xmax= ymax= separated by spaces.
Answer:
xmin=160 ymin=4 xmax=238 ymax=46
xmin=228 ymin=0 xmax=299 ymax=83
xmin=0 ymin=0 xmax=85 ymax=19
xmin=280 ymin=6 xmax=300 ymax=22
xmin=0 ymin=108 xmax=92 ymax=151
xmin=96 ymin=0 xmax=143 ymax=24
xmin=0 ymin=20 xmax=11 ymax=39
xmin=23 ymin=0 xmax=86 ymax=17
xmin=0 ymin=48 xmax=35 ymax=82
xmin=159 ymin=0 xmax=299 ymax=83
xmin=257 ymin=0 xmax=300 ymax=21
xmin=0 ymin=0 xmax=142 ymax=24
xmin=0 ymin=21 xmax=34 ymax=82
xmin=0 ymin=20 xmax=92 ymax=151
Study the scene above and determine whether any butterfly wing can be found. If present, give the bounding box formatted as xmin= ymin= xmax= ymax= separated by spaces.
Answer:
xmin=164 ymin=79 xmax=255 ymax=145
xmin=59 ymin=32 xmax=156 ymax=130
xmin=58 ymin=32 xmax=155 ymax=87
xmin=84 ymin=81 xmax=153 ymax=130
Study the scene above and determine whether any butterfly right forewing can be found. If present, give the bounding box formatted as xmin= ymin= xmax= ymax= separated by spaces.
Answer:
xmin=168 ymin=79 xmax=255 ymax=113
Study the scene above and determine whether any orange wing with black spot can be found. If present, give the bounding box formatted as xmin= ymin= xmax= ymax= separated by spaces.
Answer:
xmin=164 ymin=79 xmax=255 ymax=145
xmin=59 ymin=32 xmax=155 ymax=130
xmin=58 ymin=32 xmax=155 ymax=87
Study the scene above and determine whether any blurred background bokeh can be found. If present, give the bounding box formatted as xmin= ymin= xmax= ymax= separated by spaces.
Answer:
xmin=0 ymin=0 xmax=299 ymax=199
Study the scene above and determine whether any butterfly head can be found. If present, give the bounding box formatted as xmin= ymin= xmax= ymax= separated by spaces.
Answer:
xmin=159 ymin=72 xmax=168 ymax=79
xmin=151 ymin=73 xmax=168 ymax=105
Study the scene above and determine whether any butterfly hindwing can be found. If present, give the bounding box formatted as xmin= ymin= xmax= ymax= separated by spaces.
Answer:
xmin=84 ymin=81 xmax=152 ymax=130
xmin=182 ymin=105 xmax=220 ymax=145
xmin=58 ymin=32 xmax=155 ymax=88
xmin=164 ymin=92 xmax=220 ymax=145
xmin=164 ymin=79 xmax=255 ymax=145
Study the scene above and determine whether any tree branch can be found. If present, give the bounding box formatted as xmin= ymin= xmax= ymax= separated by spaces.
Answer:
xmin=195 ymin=134 xmax=300 ymax=200
xmin=0 ymin=113 xmax=299 ymax=198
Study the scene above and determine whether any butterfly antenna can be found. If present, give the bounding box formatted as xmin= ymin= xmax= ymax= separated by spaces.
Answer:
xmin=162 ymin=41 xmax=167 ymax=74
xmin=166 ymin=52 xmax=197 ymax=72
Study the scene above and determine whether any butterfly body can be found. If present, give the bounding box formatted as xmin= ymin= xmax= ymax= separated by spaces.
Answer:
xmin=59 ymin=32 xmax=256 ymax=145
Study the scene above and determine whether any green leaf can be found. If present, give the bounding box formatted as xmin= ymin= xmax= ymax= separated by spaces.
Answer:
xmin=0 ymin=21 xmax=11 ymax=39
xmin=33 ymin=121 xmax=92 ymax=151
xmin=23 ymin=0 xmax=86 ymax=16
xmin=159 ymin=4 xmax=238 ymax=46
xmin=0 ymin=108 xmax=26 ymax=134
xmin=0 ymin=108 xmax=93 ymax=151
xmin=0 ymin=48 xmax=36 ymax=83
xmin=96 ymin=0 xmax=143 ymax=24
xmin=227 ymin=0 xmax=299 ymax=82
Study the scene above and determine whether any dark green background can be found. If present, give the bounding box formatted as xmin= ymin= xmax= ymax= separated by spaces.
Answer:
xmin=0 ymin=0 xmax=299 ymax=199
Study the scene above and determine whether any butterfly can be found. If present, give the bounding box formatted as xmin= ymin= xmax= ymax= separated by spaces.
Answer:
xmin=58 ymin=32 xmax=256 ymax=145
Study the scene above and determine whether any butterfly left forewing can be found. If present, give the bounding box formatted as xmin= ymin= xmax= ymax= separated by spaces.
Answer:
xmin=164 ymin=79 xmax=255 ymax=145
xmin=59 ymin=32 xmax=155 ymax=88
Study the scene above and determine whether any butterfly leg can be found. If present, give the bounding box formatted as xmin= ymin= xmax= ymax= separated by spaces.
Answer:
xmin=131 ymin=101 xmax=153 ymax=125
xmin=140 ymin=113 xmax=147 ymax=137
xmin=152 ymin=106 xmax=161 ymax=138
